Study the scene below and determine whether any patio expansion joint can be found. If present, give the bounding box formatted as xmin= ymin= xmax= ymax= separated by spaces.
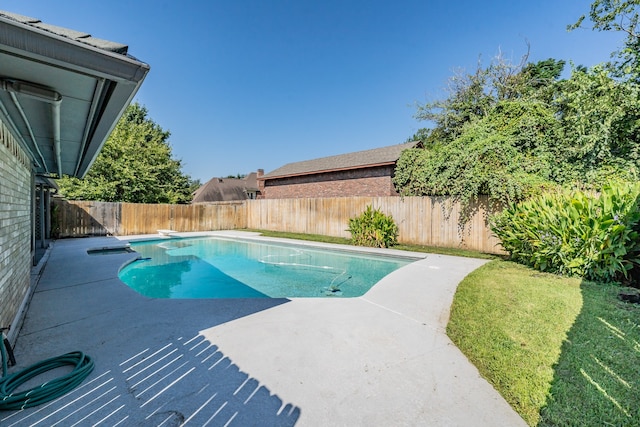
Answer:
xmin=34 ymin=276 xmax=120 ymax=294
xmin=18 ymin=312 xmax=105 ymax=337
xmin=359 ymin=296 xmax=442 ymax=332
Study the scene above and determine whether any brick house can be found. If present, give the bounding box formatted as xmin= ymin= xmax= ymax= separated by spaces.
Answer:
xmin=0 ymin=10 xmax=148 ymax=344
xmin=257 ymin=141 xmax=421 ymax=199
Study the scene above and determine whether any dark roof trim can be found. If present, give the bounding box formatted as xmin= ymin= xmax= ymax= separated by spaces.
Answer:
xmin=263 ymin=161 xmax=397 ymax=181
xmin=1 ymin=11 xmax=129 ymax=54
xmin=0 ymin=12 xmax=149 ymax=82
xmin=261 ymin=141 xmax=421 ymax=180
xmin=35 ymin=175 xmax=58 ymax=189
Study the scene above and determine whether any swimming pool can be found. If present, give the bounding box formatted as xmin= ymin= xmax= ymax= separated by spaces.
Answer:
xmin=118 ymin=237 xmax=416 ymax=298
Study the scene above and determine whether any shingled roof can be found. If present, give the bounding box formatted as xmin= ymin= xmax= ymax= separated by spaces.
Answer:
xmin=0 ymin=10 xmax=129 ymax=54
xmin=0 ymin=9 xmax=149 ymax=177
xmin=192 ymin=172 xmax=260 ymax=203
xmin=262 ymin=141 xmax=421 ymax=179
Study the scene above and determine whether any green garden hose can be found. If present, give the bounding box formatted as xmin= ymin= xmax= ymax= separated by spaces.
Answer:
xmin=0 ymin=336 xmax=94 ymax=410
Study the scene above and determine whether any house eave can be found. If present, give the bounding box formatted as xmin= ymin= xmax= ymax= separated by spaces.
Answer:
xmin=0 ymin=14 xmax=148 ymax=82
xmin=259 ymin=161 xmax=396 ymax=181
xmin=0 ymin=12 xmax=150 ymax=178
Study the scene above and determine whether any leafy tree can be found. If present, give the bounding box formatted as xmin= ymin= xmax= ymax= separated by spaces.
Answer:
xmin=414 ymin=62 xmax=493 ymax=143
xmin=395 ymin=99 xmax=558 ymax=214
xmin=518 ymin=58 xmax=566 ymax=103
xmin=553 ymin=65 xmax=640 ymax=185
xmin=413 ymin=52 xmax=564 ymax=145
xmin=570 ymin=0 xmax=640 ymax=81
xmin=398 ymin=48 xmax=640 ymax=212
xmin=522 ymin=58 xmax=566 ymax=89
xmin=405 ymin=128 xmax=431 ymax=143
xmin=58 ymin=103 xmax=197 ymax=203
xmin=398 ymin=54 xmax=568 ymax=212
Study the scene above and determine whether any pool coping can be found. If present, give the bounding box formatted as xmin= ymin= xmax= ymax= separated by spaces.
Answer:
xmin=119 ymin=230 xmax=430 ymax=260
xmin=5 ymin=232 xmax=527 ymax=426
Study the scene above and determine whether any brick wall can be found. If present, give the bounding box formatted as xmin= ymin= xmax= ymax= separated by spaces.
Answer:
xmin=262 ymin=166 xmax=398 ymax=199
xmin=0 ymin=121 xmax=32 ymax=335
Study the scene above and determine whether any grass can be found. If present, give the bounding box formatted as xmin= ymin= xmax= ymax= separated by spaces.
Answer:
xmin=447 ymin=261 xmax=583 ymax=425
xmin=537 ymin=282 xmax=640 ymax=426
xmin=245 ymin=230 xmax=640 ymax=425
xmin=244 ymin=229 xmax=352 ymax=245
xmin=448 ymin=261 xmax=640 ymax=426
xmin=243 ymin=229 xmax=497 ymax=259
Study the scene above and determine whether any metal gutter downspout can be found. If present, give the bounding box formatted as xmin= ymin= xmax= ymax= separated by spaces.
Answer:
xmin=51 ymin=98 xmax=62 ymax=177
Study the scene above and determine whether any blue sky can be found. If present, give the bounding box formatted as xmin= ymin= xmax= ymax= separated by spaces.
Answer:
xmin=8 ymin=1 xmax=624 ymax=182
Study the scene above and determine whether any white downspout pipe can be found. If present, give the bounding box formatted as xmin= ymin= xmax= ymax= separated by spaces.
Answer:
xmin=51 ymin=99 xmax=62 ymax=177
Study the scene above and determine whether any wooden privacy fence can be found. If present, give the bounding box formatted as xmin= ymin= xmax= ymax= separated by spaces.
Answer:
xmin=246 ymin=196 xmax=503 ymax=253
xmin=53 ymin=199 xmax=246 ymax=237
xmin=53 ymin=196 xmax=505 ymax=253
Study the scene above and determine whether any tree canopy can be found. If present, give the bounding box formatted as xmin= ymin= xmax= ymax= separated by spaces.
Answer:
xmin=395 ymin=0 xmax=640 ymax=284
xmin=553 ymin=65 xmax=640 ymax=185
xmin=57 ymin=103 xmax=197 ymax=203
xmin=570 ymin=0 xmax=640 ymax=81
xmin=394 ymin=21 xmax=640 ymax=213
xmin=395 ymin=55 xmax=565 ymax=210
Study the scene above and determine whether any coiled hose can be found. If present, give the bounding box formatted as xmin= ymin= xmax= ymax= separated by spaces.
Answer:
xmin=0 ymin=336 xmax=94 ymax=410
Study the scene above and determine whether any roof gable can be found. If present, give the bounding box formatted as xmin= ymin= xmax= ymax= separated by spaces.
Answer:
xmin=192 ymin=172 xmax=259 ymax=203
xmin=262 ymin=141 xmax=421 ymax=179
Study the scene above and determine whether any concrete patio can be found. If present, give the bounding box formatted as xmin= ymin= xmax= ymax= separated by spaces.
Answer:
xmin=2 ymin=232 xmax=526 ymax=426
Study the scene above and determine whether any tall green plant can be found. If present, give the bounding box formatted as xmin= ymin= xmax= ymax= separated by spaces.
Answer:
xmin=348 ymin=205 xmax=399 ymax=248
xmin=491 ymin=182 xmax=640 ymax=282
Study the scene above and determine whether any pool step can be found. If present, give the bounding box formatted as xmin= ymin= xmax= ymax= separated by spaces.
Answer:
xmin=157 ymin=229 xmax=177 ymax=236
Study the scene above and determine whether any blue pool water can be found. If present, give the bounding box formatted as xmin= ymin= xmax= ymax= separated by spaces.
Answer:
xmin=118 ymin=237 xmax=415 ymax=298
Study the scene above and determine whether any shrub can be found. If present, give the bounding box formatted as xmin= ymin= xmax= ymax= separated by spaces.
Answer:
xmin=491 ymin=182 xmax=640 ymax=282
xmin=348 ymin=205 xmax=399 ymax=248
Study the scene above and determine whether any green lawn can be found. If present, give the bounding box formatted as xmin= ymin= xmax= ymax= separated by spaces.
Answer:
xmin=448 ymin=260 xmax=640 ymax=426
xmin=247 ymin=230 xmax=640 ymax=425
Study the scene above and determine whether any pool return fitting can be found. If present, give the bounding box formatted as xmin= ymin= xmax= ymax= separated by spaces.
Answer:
xmin=0 ymin=328 xmax=94 ymax=411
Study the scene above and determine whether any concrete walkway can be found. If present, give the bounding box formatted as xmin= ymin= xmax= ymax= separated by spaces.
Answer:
xmin=3 ymin=233 xmax=526 ymax=426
